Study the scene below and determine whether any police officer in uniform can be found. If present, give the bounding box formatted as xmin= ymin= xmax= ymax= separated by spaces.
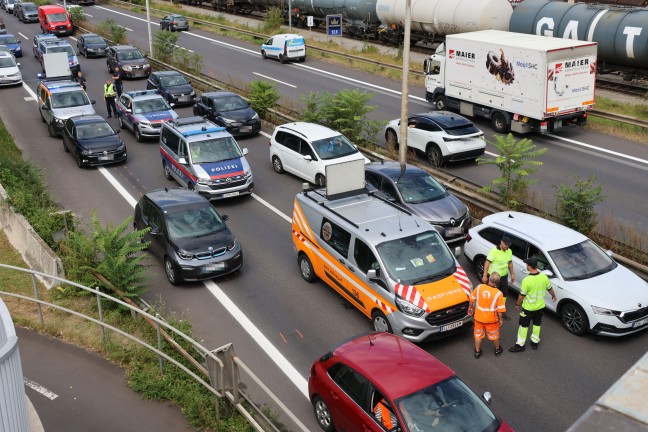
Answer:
xmin=104 ymin=78 xmax=117 ymax=118
xmin=482 ymin=236 xmax=515 ymax=320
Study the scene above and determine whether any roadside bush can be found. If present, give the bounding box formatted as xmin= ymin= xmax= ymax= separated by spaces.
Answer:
xmin=247 ymin=80 xmax=280 ymax=118
xmin=67 ymin=6 xmax=86 ymax=24
xmin=300 ymin=89 xmax=384 ymax=145
xmin=153 ymin=30 xmax=179 ymax=63
xmin=261 ymin=7 xmax=284 ymax=34
xmin=174 ymin=49 xmax=203 ymax=76
xmin=31 ymin=0 xmax=51 ymax=5
xmin=555 ymin=175 xmax=604 ymax=234
xmin=97 ymin=19 xmax=127 ymax=45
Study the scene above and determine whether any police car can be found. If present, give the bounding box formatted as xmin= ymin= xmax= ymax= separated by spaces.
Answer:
xmin=160 ymin=117 xmax=254 ymax=200
xmin=116 ymin=90 xmax=178 ymax=142
xmin=38 ymin=39 xmax=80 ymax=75
xmin=37 ymin=78 xmax=96 ymax=138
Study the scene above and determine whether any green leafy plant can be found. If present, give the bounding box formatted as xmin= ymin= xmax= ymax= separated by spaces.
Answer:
xmin=67 ymin=5 xmax=86 ymax=24
xmin=261 ymin=7 xmax=284 ymax=34
xmin=97 ymin=19 xmax=127 ymax=45
xmin=555 ymin=175 xmax=604 ymax=234
xmin=477 ymin=133 xmax=547 ymax=209
xmin=174 ymin=49 xmax=203 ymax=76
xmin=247 ymin=80 xmax=280 ymax=118
xmin=152 ymin=30 xmax=179 ymax=63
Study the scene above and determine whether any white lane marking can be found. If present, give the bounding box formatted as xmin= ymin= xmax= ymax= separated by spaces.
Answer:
xmin=485 ymin=151 xmax=499 ymax=157
xmin=98 ymin=168 xmax=138 ymax=207
xmin=69 ymin=36 xmax=77 ymax=41
xmin=548 ymin=133 xmax=648 ymax=165
xmin=24 ymin=378 xmax=59 ymax=400
xmin=24 ymin=97 xmax=34 ymax=101
xmin=23 ymin=81 xmax=37 ymax=99
xmin=260 ymin=131 xmax=271 ymax=139
xmin=252 ymin=72 xmax=296 ymax=88
xmin=84 ymin=13 xmax=93 ymax=17
xmin=123 ymin=26 xmax=133 ymax=31
xmin=174 ymin=44 xmax=193 ymax=53
xmin=18 ymin=32 xmax=29 ymax=40
xmin=93 ymin=5 xmax=158 ymax=27
xmin=251 ymin=194 xmax=292 ymax=223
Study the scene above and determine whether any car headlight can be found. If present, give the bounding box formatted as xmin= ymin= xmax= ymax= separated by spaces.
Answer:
xmin=139 ymin=119 xmax=150 ymax=126
xmin=592 ymin=306 xmax=621 ymax=316
xmin=252 ymin=112 xmax=259 ymax=120
xmin=122 ymin=65 xmax=132 ymax=71
xmin=177 ymin=251 xmax=193 ymax=260
xmin=81 ymin=149 xmax=91 ymax=156
xmin=116 ymin=141 xmax=126 ymax=151
xmin=8 ymin=72 xmax=20 ymax=77
xmin=196 ymin=178 xmax=211 ymax=185
xmin=227 ymin=239 xmax=238 ymax=251
xmin=243 ymin=169 xmax=252 ymax=179
xmin=395 ymin=296 xmax=425 ymax=317
xmin=190 ymin=90 xmax=195 ymax=96
xmin=54 ymin=118 xmax=64 ymax=125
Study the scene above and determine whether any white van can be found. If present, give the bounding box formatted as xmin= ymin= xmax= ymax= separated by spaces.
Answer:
xmin=261 ymin=33 xmax=306 ymax=64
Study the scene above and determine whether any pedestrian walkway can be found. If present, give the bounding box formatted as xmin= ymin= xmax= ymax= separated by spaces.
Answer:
xmin=17 ymin=327 xmax=196 ymax=432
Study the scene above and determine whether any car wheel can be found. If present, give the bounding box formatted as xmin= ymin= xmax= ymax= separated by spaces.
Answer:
xmin=165 ymin=257 xmax=182 ymax=286
xmin=76 ymin=152 xmax=84 ymax=168
xmin=63 ymin=140 xmax=69 ymax=153
xmin=271 ymin=156 xmax=284 ymax=174
xmin=107 ymin=62 xmax=112 ymax=73
xmin=118 ymin=115 xmax=124 ymax=129
xmin=47 ymin=123 xmax=58 ymax=138
xmin=560 ymin=302 xmax=589 ymax=336
xmin=491 ymin=112 xmax=509 ymax=134
xmin=315 ymin=174 xmax=326 ymax=187
xmin=312 ymin=396 xmax=334 ymax=432
xmin=426 ymin=144 xmax=443 ymax=167
xmin=385 ymin=129 xmax=399 ymax=149
xmin=163 ymin=161 xmax=173 ymax=180
xmin=279 ymin=54 xmax=285 ymax=64
xmin=434 ymin=95 xmax=446 ymax=111
xmin=134 ymin=126 xmax=144 ymax=142
xmin=40 ymin=109 xmax=45 ymax=123
xmin=298 ymin=253 xmax=317 ymax=282
xmin=473 ymin=256 xmax=486 ymax=281
xmin=372 ymin=310 xmax=393 ymax=333
xmin=261 ymin=50 xmax=267 ymax=59
xmin=187 ymin=182 xmax=196 ymax=192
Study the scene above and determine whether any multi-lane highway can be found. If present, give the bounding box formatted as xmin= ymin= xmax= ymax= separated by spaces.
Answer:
xmin=1 ymin=4 xmax=647 ymax=431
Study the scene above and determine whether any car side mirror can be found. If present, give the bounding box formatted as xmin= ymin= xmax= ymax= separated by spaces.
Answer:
xmin=303 ymin=155 xmax=312 ymax=161
xmin=17 ymin=41 xmax=21 ymax=44
xmin=367 ymin=269 xmax=381 ymax=281
xmin=170 ymin=103 xmax=175 ymax=107
xmin=454 ymin=246 xmax=461 ymax=257
xmin=41 ymin=105 xmax=50 ymax=111
xmin=242 ymin=148 xmax=249 ymax=155
xmin=222 ymin=214 xmax=229 ymax=221
xmin=482 ymin=392 xmax=492 ymax=405
xmin=16 ymin=63 xmax=20 ymax=67
xmin=178 ymin=157 xmax=187 ymax=165
xmin=37 ymin=72 xmax=45 ymax=79
xmin=542 ymin=269 xmax=555 ymax=278
xmin=91 ymin=100 xmax=96 ymax=104
xmin=606 ymin=250 xmax=613 ymax=257
xmin=115 ymin=128 xmax=121 ymax=133
xmin=125 ymin=108 xmax=132 ymax=113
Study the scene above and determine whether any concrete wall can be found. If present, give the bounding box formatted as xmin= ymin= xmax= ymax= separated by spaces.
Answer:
xmin=0 ymin=184 xmax=64 ymax=289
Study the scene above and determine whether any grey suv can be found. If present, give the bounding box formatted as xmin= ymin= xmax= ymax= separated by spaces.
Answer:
xmin=106 ymin=45 xmax=150 ymax=78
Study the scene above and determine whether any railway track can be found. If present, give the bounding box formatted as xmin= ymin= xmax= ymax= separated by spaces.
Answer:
xmin=596 ymin=77 xmax=648 ymax=97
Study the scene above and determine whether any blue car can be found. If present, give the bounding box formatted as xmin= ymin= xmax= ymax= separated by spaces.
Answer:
xmin=0 ymin=34 xmax=22 ymax=58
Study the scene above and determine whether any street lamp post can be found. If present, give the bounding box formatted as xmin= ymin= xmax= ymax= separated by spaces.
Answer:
xmin=145 ymin=0 xmax=154 ymax=58
xmin=398 ymin=0 xmax=412 ymax=175
xmin=288 ymin=0 xmax=292 ymax=33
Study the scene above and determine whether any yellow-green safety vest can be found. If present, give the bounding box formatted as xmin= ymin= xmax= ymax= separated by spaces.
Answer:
xmin=104 ymin=84 xmax=116 ymax=98
xmin=486 ymin=247 xmax=512 ymax=276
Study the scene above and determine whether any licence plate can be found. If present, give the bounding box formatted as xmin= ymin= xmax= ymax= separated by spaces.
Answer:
xmin=98 ymin=155 xmax=114 ymax=161
xmin=241 ymin=126 xmax=252 ymax=132
xmin=446 ymin=227 xmax=463 ymax=236
xmin=204 ymin=263 xmax=226 ymax=272
xmin=440 ymin=321 xmax=464 ymax=332
xmin=222 ymin=191 xmax=240 ymax=198
xmin=633 ymin=317 xmax=648 ymax=328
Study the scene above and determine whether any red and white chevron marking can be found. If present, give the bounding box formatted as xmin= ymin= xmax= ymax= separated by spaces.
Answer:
xmin=454 ymin=264 xmax=472 ymax=298
xmin=375 ymin=298 xmax=393 ymax=314
xmin=292 ymin=228 xmax=306 ymax=243
xmin=394 ymin=283 xmax=430 ymax=312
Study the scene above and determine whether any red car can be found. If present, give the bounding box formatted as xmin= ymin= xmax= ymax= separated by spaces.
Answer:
xmin=308 ymin=332 xmax=514 ymax=432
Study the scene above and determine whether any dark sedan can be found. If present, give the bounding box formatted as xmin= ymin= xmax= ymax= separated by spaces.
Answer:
xmin=160 ymin=14 xmax=189 ymax=31
xmin=106 ymin=45 xmax=151 ymax=79
xmin=62 ymin=115 xmax=127 ymax=168
xmin=193 ymin=91 xmax=260 ymax=136
xmin=146 ymin=71 xmax=196 ymax=106
xmin=134 ymin=189 xmax=243 ymax=285
xmin=365 ymin=161 xmax=472 ymax=249
xmin=16 ymin=2 xmax=38 ymax=22
xmin=77 ymin=33 xmax=108 ymax=58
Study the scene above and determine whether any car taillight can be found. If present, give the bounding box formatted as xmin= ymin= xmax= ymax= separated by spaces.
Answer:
xmin=466 ymin=232 xmax=472 ymax=243
xmin=310 ymin=364 xmax=316 ymax=377
xmin=268 ymin=141 xmax=271 ymax=147
xmin=172 ymin=21 xmax=177 ymax=25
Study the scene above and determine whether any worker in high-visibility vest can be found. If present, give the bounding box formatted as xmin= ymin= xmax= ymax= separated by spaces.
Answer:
xmin=469 ymin=272 xmax=506 ymax=358
xmin=509 ymin=258 xmax=557 ymax=352
xmin=103 ymin=78 xmax=117 ymax=118
xmin=482 ymin=236 xmax=515 ymax=320
xmin=373 ymin=398 xmax=398 ymax=431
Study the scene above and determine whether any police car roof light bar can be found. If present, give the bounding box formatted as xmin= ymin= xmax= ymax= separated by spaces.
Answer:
xmin=126 ymin=89 xmax=159 ymax=97
xmin=170 ymin=116 xmax=209 ymax=127
xmin=182 ymin=127 xmax=226 ymax=137
xmin=43 ymin=79 xmax=80 ymax=88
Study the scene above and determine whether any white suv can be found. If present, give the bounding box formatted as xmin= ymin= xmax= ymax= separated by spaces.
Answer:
xmin=464 ymin=212 xmax=648 ymax=337
xmin=269 ymin=122 xmax=368 ymax=186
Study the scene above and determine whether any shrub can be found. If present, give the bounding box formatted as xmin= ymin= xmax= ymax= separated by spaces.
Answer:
xmin=247 ymin=80 xmax=280 ymax=118
xmin=153 ymin=30 xmax=178 ymax=63
xmin=261 ymin=7 xmax=284 ymax=34
xmin=174 ymin=49 xmax=203 ymax=76
xmin=67 ymin=6 xmax=86 ymax=24
xmin=97 ymin=19 xmax=127 ymax=45
xmin=555 ymin=175 xmax=604 ymax=234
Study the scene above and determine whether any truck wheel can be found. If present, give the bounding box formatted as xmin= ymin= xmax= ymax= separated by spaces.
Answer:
xmin=426 ymin=144 xmax=443 ymax=167
xmin=372 ymin=310 xmax=393 ymax=333
xmin=298 ymin=253 xmax=317 ymax=282
xmin=385 ymin=129 xmax=399 ymax=149
xmin=560 ymin=302 xmax=589 ymax=336
xmin=434 ymin=95 xmax=446 ymax=111
xmin=491 ymin=112 xmax=509 ymax=134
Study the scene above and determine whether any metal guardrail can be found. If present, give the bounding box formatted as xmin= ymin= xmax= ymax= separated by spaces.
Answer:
xmin=0 ymin=264 xmax=308 ymax=432
xmin=590 ymin=109 xmax=648 ymax=130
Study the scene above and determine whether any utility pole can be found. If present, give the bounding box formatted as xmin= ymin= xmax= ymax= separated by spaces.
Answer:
xmin=145 ymin=0 xmax=153 ymax=57
xmin=398 ymin=0 xmax=412 ymax=177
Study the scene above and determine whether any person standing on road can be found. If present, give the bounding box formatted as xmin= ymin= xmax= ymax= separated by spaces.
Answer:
xmin=509 ymin=258 xmax=557 ymax=353
xmin=112 ymin=66 xmax=123 ymax=97
xmin=75 ymin=71 xmax=87 ymax=91
xmin=104 ymin=78 xmax=117 ymax=118
xmin=482 ymin=236 xmax=515 ymax=321
xmin=469 ymin=272 xmax=506 ymax=358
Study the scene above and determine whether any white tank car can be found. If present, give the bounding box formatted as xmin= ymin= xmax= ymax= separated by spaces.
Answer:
xmin=376 ymin=0 xmax=513 ymax=36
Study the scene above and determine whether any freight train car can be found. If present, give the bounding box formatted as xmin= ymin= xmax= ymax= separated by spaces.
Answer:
xmin=510 ymin=0 xmax=648 ymax=77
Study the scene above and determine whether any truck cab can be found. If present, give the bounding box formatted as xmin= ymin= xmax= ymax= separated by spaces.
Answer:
xmin=423 ymin=50 xmax=446 ymax=110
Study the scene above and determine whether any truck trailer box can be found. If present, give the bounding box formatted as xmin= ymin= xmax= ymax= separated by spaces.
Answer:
xmin=443 ymin=30 xmax=597 ymax=121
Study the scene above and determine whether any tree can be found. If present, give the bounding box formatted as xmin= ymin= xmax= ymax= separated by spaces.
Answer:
xmin=477 ymin=133 xmax=547 ymax=209
xmin=248 ymin=80 xmax=280 ymax=118
xmin=555 ymin=175 xmax=604 ymax=234
xmin=153 ymin=30 xmax=179 ymax=63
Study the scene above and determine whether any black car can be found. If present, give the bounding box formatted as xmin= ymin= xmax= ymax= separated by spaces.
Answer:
xmin=62 ymin=115 xmax=127 ymax=168
xmin=16 ymin=2 xmax=38 ymax=22
xmin=77 ymin=33 xmax=108 ymax=58
xmin=146 ymin=71 xmax=196 ymax=106
xmin=159 ymin=14 xmax=189 ymax=31
xmin=365 ymin=161 xmax=472 ymax=248
xmin=106 ymin=45 xmax=151 ymax=79
xmin=193 ymin=91 xmax=260 ymax=136
xmin=134 ymin=188 xmax=243 ymax=285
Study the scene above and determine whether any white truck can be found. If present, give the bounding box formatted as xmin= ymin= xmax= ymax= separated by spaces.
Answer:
xmin=424 ymin=29 xmax=598 ymax=134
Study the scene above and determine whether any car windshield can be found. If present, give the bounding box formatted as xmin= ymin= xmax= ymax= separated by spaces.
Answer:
xmin=159 ymin=74 xmax=189 ymax=87
xmin=0 ymin=57 xmax=16 ymax=68
xmin=165 ymin=205 xmax=225 ymax=240
xmin=51 ymin=90 xmax=90 ymax=108
xmin=76 ymin=123 xmax=115 ymax=139
xmin=311 ymin=134 xmax=358 ymax=160
xmin=132 ymin=98 xmax=170 ymax=114
xmin=397 ymin=172 xmax=448 ymax=204
xmin=396 ymin=377 xmax=499 ymax=432
xmin=548 ymin=239 xmax=617 ymax=281
xmin=47 ymin=45 xmax=75 ymax=56
xmin=84 ymin=36 xmax=105 ymax=44
xmin=117 ymin=49 xmax=143 ymax=60
xmin=24 ymin=4 xmax=37 ymax=10
xmin=213 ymin=96 xmax=247 ymax=112
xmin=49 ymin=13 xmax=68 ymax=22
xmin=190 ymin=137 xmax=242 ymax=164
xmin=0 ymin=36 xmax=18 ymax=45
xmin=376 ymin=231 xmax=455 ymax=285
xmin=172 ymin=15 xmax=186 ymax=22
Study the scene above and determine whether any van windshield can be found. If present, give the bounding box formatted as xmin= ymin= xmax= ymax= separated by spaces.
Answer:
xmin=311 ymin=134 xmax=358 ymax=160
xmin=375 ymin=231 xmax=456 ymax=285
xmin=190 ymin=137 xmax=242 ymax=164
xmin=48 ymin=13 xmax=68 ymax=22
xmin=51 ymin=90 xmax=90 ymax=109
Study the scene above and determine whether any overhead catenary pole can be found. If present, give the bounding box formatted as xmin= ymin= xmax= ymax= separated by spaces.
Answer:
xmin=288 ymin=0 xmax=292 ymax=32
xmin=145 ymin=0 xmax=154 ymax=58
xmin=398 ymin=0 xmax=412 ymax=178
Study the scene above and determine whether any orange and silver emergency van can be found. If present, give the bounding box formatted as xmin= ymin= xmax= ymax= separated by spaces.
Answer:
xmin=291 ymin=160 xmax=473 ymax=343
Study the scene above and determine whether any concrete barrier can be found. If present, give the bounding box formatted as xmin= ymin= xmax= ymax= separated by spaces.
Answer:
xmin=0 ymin=184 xmax=64 ymax=289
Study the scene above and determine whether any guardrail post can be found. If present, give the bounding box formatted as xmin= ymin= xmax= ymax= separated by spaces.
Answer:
xmin=156 ymin=313 xmax=164 ymax=375
xmin=231 ymin=359 xmax=239 ymax=405
xmin=30 ymin=269 xmax=43 ymax=326
xmin=95 ymin=286 xmax=105 ymax=343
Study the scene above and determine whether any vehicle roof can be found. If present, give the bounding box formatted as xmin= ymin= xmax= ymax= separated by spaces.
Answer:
xmin=145 ymin=188 xmax=211 ymax=210
xmin=124 ymin=90 xmax=163 ymax=101
xmin=21 ymin=2 xmax=37 ymax=6
xmin=0 ymin=34 xmax=17 ymax=40
xmin=38 ymin=4 xmax=66 ymax=9
xmin=41 ymin=80 xmax=84 ymax=93
xmin=271 ymin=33 xmax=304 ymax=40
xmin=414 ymin=111 xmax=473 ymax=127
xmin=68 ymin=115 xmax=107 ymax=125
xmin=276 ymin=122 xmax=340 ymax=142
xmin=202 ymin=91 xmax=243 ymax=101
xmin=152 ymin=70 xmax=182 ymax=77
xmin=365 ymin=161 xmax=430 ymax=179
xmin=35 ymin=34 xmax=58 ymax=40
xmin=451 ymin=29 xmax=597 ymax=50
xmin=82 ymin=33 xmax=103 ymax=38
xmin=481 ymin=212 xmax=589 ymax=251
xmin=165 ymin=116 xmax=230 ymax=142
xmin=301 ymin=189 xmax=434 ymax=244
xmin=167 ymin=13 xmax=185 ymax=18
xmin=43 ymin=39 xmax=72 ymax=47
xmin=0 ymin=51 xmax=13 ymax=59
xmin=330 ymin=333 xmax=454 ymax=400
xmin=112 ymin=45 xmax=139 ymax=51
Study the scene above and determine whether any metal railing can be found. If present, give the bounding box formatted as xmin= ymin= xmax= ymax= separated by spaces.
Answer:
xmin=0 ymin=264 xmax=308 ymax=432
